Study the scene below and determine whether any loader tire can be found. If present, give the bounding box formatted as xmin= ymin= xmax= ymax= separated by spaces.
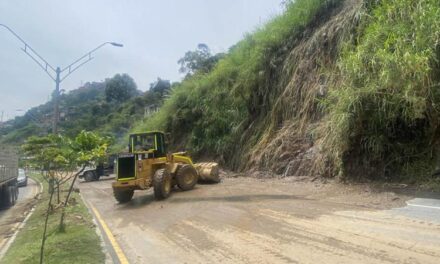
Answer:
xmin=113 ymin=189 xmax=134 ymax=204
xmin=176 ymin=164 xmax=198 ymax=191
xmin=153 ymin=168 xmax=172 ymax=200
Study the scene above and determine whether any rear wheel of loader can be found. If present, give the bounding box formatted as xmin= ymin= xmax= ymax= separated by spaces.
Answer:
xmin=153 ymin=168 xmax=172 ymax=200
xmin=176 ymin=164 xmax=198 ymax=191
xmin=113 ymin=189 xmax=134 ymax=203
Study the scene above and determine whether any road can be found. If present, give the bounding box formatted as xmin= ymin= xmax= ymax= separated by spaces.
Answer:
xmin=0 ymin=178 xmax=40 ymax=254
xmin=80 ymin=176 xmax=440 ymax=264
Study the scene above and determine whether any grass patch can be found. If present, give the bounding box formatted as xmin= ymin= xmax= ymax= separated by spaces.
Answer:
xmin=2 ymin=172 xmax=104 ymax=264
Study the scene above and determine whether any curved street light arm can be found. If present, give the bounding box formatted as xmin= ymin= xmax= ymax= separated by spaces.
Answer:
xmin=0 ymin=23 xmax=56 ymax=81
xmin=60 ymin=56 xmax=94 ymax=82
xmin=60 ymin=42 xmax=122 ymax=82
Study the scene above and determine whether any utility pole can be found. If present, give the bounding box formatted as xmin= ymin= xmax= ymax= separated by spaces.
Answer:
xmin=0 ymin=111 xmax=4 ymax=128
xmin=53 ymin=67 xmax=61 ymax=133
xmin=0 ymin=24 xmax=123 ymax=134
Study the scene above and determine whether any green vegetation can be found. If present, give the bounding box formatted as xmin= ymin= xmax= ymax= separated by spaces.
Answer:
xmin=178 ymin=43 xmax=225 ymax=77
xmin=324 ymin=0 xmax=440 ymax=181
xmin=8 ymin=1 xmax=440 ymax=261
xmin=3 ymin=0 xmax=440 ymax=184
xmin=0 ymin=74 xmax=171 ymax=144
xmin=20 ymin=131 xmax=109 ymax=263
xmin=134 ymin=0 xmax=341 ymax=165
xmin=135 ymin=0 xmax=440 ymax=184
xmin=104 ymin=73 xmax=139 ymax=103
xmin=2 ymin=173 xmax=105 ymax=264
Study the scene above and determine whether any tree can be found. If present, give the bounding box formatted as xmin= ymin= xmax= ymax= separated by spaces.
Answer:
xmin=150 ymin=78 xmax=171 ymax=97
xmin=138 ymin=78 xmax=172 ymax=111
xmin=281 ymin=0 xmax=293 ymax=9
xmin=22 ymin=134 xmax=75 ymax=200
xmin=22 ymin=131 xmax=109 ymax=264
xmin=23 ymin=134 xmax=75 ymax=264
xmin=58 ymin=131 xmax=108 ymax=232
xmin=105 ymin=73 xmax=139 ymax=103
xmin=178 ymin=44 xmax=225 ymax=77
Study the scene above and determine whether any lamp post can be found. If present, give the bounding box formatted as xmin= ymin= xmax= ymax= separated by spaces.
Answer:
xmin=0 ymin=24 xmax=123 ymax=134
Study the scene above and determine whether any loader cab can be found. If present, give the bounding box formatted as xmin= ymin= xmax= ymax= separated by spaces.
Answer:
xmin=128 ymin=132 xmax=167 ymax=158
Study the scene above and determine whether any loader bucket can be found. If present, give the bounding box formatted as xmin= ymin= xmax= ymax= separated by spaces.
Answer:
xmin=195 ymin=162 xmax=220 ymax=183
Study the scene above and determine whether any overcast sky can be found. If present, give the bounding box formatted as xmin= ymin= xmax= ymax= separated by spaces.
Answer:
xmin=0 ymin=0 xmax=283 ymax=121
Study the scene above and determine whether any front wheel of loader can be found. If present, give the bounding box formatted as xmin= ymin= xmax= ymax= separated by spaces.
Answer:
xmin=153 ymin=168 xmax=172 ymax=200
xmin=176 ymin=164 xmax=198 ymax=191
xmin=113 ymin=189 xmax=134 ymax=203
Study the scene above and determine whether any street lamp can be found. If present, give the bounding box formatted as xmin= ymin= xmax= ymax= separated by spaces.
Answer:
xmin=110 ymin=42 xmax=123 ymax=47
xmin=0 ymin=23 xmax=123 ymax=134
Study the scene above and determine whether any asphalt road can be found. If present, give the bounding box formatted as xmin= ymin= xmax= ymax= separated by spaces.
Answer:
xmin=80 ymin=176 xmax=440 ymax=264
xmin=18 ymin=178 xmax=40 ymax=201
xmin=0 ymin=178 xmax=40 ymax=255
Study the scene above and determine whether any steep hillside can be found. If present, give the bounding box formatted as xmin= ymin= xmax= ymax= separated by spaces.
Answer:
xmin=0 ymin=75 xmax=170 ymax=145
xmin=135 ymin=0 xmax=440 ymax=183
xmin=134 ymin=0 xmax=358 ymax=170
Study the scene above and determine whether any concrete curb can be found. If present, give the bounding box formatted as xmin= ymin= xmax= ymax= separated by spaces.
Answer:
xmin=78 ymin=191 xmax=114 ymax=264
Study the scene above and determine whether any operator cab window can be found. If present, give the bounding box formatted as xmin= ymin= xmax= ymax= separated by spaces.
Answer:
xmin=132 ymin=134 xmax=156 ymax=152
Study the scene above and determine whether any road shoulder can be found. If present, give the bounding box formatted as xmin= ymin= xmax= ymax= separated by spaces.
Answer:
xmin=1 ymin=173 xmax=105 ymax=264
xmin=0 ymin=177 xmax=41 ymax=259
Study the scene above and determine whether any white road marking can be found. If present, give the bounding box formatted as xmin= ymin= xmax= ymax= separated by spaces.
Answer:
xmin=406 ymin=203 xmax=440 ymax=210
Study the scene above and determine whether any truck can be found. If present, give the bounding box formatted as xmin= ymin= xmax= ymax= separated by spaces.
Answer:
xmin=79 ymin=155 xmax=116 ymax=182
xmin=0 ymin=146 xmax=19 ymax=208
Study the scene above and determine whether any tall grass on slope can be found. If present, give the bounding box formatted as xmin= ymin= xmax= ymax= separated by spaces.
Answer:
xmin=246 ymin=0 xmax=362 ymax=175
xmin=133 ymin=0 xmax=341 ymax=163
xmin=324 ymin=0 xmax=440 ymax=181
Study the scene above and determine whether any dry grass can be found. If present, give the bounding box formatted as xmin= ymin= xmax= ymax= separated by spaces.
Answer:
xmin=245 ymin=0 xmax=364 ymax=177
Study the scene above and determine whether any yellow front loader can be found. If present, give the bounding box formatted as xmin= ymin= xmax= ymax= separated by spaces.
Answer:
xmin=112 ymin=132 xmax=219 ymax=203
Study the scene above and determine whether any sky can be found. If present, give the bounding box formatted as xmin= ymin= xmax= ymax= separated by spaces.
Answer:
xmin=0 ymin=0 xmax=283 ymax=121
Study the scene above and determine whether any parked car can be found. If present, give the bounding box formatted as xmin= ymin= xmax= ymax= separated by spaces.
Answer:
xmin=17 ymin=169 xmax=28 ymax=187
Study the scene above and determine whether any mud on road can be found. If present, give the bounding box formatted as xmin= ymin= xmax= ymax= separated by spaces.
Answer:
xmin=80 ymin=175 xmax=440 ymax=264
